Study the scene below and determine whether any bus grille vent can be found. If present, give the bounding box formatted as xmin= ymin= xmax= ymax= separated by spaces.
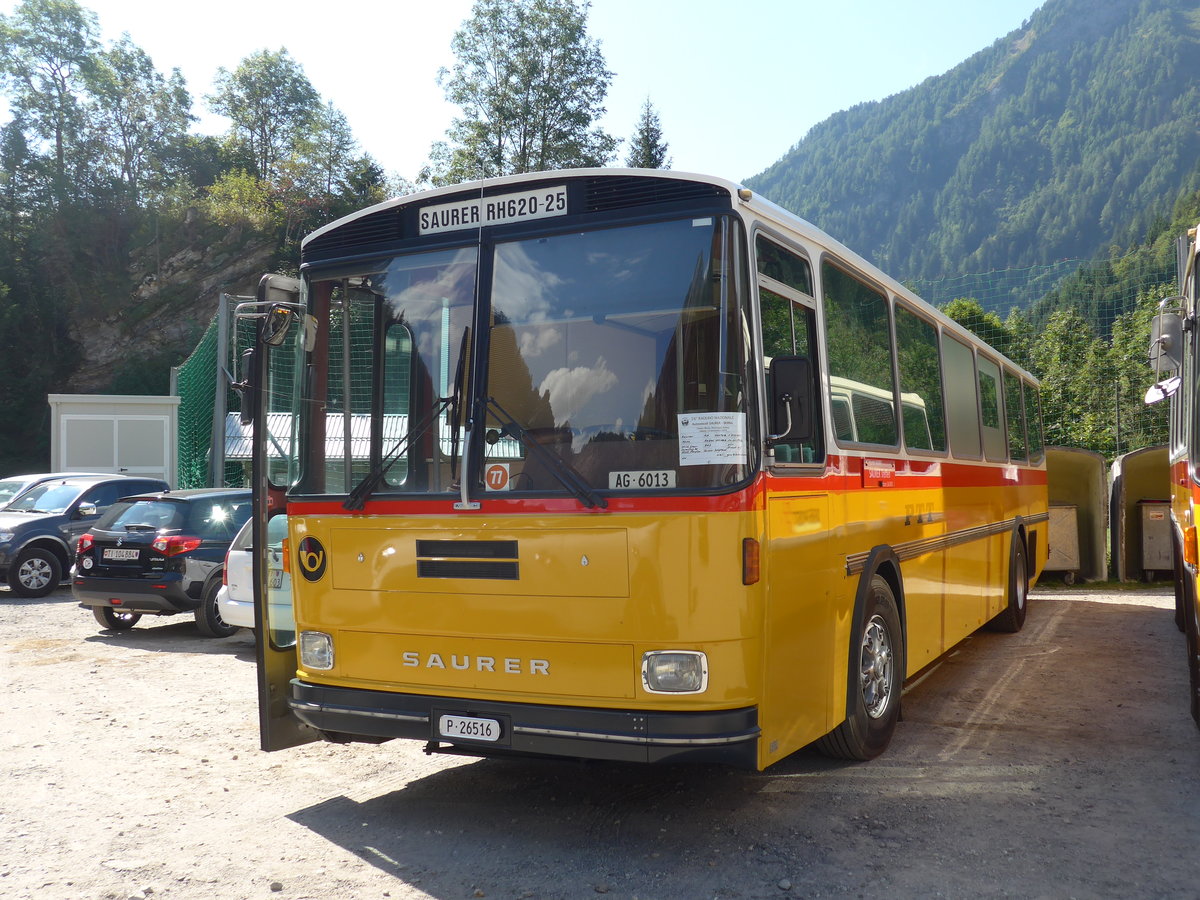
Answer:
xmin=584 ymin=176 xmax=729 ymax=213
xmin=415 ymin=539 xmax=519 ymax=581
xmin=303 ymin=209 xmax=403 ymax=261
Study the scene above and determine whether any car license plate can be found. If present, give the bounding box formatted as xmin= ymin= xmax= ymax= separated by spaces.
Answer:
xmin=103 ymin=548 xmax=139 ymax=561
xmin=269 ymin=568 xmax=283 ymax=589
xmin=438 ymin=714 xmax=502 ymax=742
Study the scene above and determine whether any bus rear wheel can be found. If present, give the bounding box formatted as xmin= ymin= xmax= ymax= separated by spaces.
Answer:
xmin=816 ymin=575 xmax=903 ymax=761
xmin=1186 ymin=598 xmax=1200 ymax=730
xmin=988 ymin=537 xmax=1028 ymax=633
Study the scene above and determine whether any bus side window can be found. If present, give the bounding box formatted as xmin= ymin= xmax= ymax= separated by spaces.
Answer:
xmin=978 ymin=355 xmax=1006 ymax=462
xmin=1004 ymin=369 xmax=1027 ymax=461
xmin=943 ymin=334 xmax=982 ymax=458
xmin=895 ymin=304 xmax=946 ymax=453
xmin=822 ymin=261 xmax=897 ymax=447
xmin=757 ymin=235 xmax=822 ymax=467
xmin=1023 ymin=380 xmax=1045 ymax=462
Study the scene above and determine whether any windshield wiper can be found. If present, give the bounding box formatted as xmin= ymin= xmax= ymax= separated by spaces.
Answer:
xmin=484 ymin=397 xmax=608 ymax=510
xmin=344 ymin=328 xmax=472 ymax=511
xmin=447 ymin=328 xmax=469 ymax=483
xmin=344 ymin=396 xmax=452 ymax=511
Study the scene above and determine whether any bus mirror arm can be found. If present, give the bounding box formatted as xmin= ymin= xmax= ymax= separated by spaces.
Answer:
xmin=767 ymin=393 xmax=793 ymax=444
xmin=236 ymin=348 xmax=256 ymax=426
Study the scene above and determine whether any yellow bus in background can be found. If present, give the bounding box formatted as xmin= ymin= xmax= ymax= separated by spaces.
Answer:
xmin=243 ymin=169 xmax=1048 ymax=769
xmin=1148 ymin=222 xmax=1200 ymax=731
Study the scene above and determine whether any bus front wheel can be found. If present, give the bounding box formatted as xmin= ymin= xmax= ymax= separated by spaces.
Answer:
xmin=816 ymin=575 xmax=903 ymax=761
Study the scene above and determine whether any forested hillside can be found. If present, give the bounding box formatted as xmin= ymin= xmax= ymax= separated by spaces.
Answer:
xmin=748 ymin=0 xmax=1200 ymax=287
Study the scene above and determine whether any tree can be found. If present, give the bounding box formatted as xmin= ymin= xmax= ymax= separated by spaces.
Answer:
xmin=0 ymin=0 xmax=99 ymax=201
xmin=432 ymin=0 xmax=618 ymax=184
xmin=625 ymin=97 xmax=670 ymax=169
xmin=207 ymin=48 xmax=319 ymax=183
xmin=303 ymin=100 xmax=358 ymax=199
xmin=88 ymin=36 xmax=193 ymax=206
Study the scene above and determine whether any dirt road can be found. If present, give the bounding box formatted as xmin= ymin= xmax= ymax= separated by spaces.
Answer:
xmin=3 ymin=585 xmax=1198 ymax=900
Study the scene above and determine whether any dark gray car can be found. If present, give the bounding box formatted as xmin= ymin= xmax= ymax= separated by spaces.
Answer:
xmin=0 ymin=476 xmax=169 ymax=597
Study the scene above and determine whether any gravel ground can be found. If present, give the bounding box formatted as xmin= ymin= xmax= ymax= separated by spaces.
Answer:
xmin=2 ymin=584 xmax=1198 ymax=900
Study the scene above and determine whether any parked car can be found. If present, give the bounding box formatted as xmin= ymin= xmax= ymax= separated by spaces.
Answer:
xmin=217 ymin=514 xmax=294 ymax=641
xmin=0 ymin=475 xmax=169 ymax=597
xmin=0 ymin=472 xmax=112 ymax=509
xmin=73 ymin=488 xmax=252 ymax=636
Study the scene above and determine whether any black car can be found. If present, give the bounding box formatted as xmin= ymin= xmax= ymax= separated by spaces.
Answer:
xmin=0 ymin=475 xmax=169 ymax=597
xmin=73 ymin=488 xmax=252 ymax=636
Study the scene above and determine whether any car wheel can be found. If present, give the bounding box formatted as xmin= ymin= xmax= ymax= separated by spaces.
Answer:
xmin=92 ymin=605 xmax=141 ymax=630
xmin=195 ymin=578 xmax=238 ymax=638
xmin=8 ymin=547 xmax=61 ymax=598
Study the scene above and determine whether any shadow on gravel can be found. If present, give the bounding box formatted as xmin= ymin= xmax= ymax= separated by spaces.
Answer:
xmin=285 ymin=743 xmax=864 ymax=900
xmin=82 ymin=619 xmax=251 ymax=656
xmin=287 ymin=755 xmax=795 ymax=899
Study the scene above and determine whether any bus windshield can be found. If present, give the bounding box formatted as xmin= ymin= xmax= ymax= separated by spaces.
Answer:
xmin=296 ymin=214 xmax=755 ymax=499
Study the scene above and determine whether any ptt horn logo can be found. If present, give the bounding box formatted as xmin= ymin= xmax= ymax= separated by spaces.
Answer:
xmin=297 ymin=537 xmax=327 ymax=582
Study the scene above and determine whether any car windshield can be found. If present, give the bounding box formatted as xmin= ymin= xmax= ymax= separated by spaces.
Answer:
xmin=6 ymin=482 xmax=84 ymax=513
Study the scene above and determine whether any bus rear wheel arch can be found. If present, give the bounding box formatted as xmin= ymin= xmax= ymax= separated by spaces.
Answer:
xmin=817 ymin=570 xmax=905 ymax=761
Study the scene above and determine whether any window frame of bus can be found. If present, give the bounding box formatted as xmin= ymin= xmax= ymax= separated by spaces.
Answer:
xmin=1003 ymin=368 xmax=1027 ymax=462
xmin=977 ymin=352 xmax=1008 ymax=463
xmin=941 ymin=331 xmax=984 ymax=461
xmin=819 ymin=256 xmax=899 ymax=451
xmin=893 ymin=300 xmax=949 ymax=457
xmin=1022 ymin=378 xmax=1045 ymax=464
xmin=754 ymin=230 xmax=822 ymax=468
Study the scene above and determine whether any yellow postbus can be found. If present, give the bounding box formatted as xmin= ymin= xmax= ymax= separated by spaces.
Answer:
xmin=1147 ymin=223 xmax=1200 ymax=730
xmin=242 ymin=169 xmax=1048 ymax=768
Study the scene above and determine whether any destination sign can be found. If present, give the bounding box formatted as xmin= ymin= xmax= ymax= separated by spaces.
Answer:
xmin=418 ymin=185 xmax=568 ymax=235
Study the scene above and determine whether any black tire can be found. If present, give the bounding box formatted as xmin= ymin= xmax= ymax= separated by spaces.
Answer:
xmin=8 ymin=546 xmax=61 ymax=598
xmin=816 ymin=574 xmax=904 ymax=761
xmin=194 ymin=578 xmax=237 ymax=638
xmin=92 ymin=605 xmax=141 ymax=630
xmin=988 ymin=537 xmax=1029 ymax=633
xmin=1185 ymin=589 xmax=1200 ymax=730
xmin=1173 ymin=538 xmax=1186 ymax=633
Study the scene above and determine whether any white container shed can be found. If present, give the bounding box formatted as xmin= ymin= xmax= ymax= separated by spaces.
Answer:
xmin=47 ymin=394 xmax=179 ymax=488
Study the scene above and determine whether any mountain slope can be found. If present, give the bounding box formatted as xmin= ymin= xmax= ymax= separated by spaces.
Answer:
xmin=746 ymin=0 xmax=1200 ymax=285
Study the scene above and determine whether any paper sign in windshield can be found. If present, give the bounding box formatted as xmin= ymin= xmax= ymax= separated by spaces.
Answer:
xmin=678 ymin=413 xmax=748 ymax=466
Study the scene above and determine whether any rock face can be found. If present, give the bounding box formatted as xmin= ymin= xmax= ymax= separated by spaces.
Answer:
xmin=65 ymin=221 xmax=280 ymax=392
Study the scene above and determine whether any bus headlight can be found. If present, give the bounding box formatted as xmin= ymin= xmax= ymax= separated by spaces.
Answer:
xmin=299 ymin=631 xmax=334 ymax=670
xmin=641 ymin=650 xmax=708 ymax=693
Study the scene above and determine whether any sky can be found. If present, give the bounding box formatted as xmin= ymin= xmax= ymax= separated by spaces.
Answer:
xmin=1 ymin=0 xmax=1047 ymax=185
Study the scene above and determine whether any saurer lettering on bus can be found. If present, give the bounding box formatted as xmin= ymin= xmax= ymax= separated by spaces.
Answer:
xmin=401 ymin=652 xmax=549 ymax=675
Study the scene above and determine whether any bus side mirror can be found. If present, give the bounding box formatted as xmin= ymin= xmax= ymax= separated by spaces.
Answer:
xmin=256 ymin=274 xmax=302 ymax=348
xmin=768 ymin=356 xmax=815 ymax=445
xmin=1149 ymin=308 xmax=1184 ymax=370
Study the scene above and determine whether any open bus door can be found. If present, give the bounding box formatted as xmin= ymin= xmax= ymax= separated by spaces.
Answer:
xmin=241 ymin=274 xmax=318 ymax=751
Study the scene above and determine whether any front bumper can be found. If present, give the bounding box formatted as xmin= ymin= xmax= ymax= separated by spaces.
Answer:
xmin=73 ymin=573 xmax=196 ymax=613
xmin=289 ymin=680 xmax=760 ymax=767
